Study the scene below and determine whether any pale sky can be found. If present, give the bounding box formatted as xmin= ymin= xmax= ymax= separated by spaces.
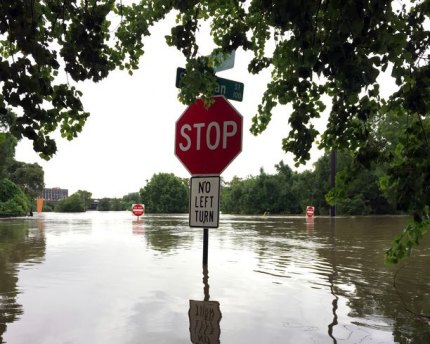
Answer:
xmin=15 ymin=14 xmax=328 ymax=199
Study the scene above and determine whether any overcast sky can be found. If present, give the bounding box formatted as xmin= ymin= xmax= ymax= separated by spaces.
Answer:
xmin=15 ymin=14 xmax=329 ymax=199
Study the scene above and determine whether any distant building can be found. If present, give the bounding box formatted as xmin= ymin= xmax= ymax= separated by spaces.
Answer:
xmin=43 ymin=187 xmax=68 ymax=201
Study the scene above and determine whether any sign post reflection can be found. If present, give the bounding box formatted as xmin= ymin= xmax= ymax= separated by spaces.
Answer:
xmin=189 ymin=266 xmax=222 ymax=344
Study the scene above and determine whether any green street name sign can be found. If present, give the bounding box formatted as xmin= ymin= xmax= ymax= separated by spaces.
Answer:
xmin=175 ymin=67 xmax=244 ymax=102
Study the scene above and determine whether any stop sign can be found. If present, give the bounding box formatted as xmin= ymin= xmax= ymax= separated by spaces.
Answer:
xmin=175 ymin=96 xmax=243 ymax=175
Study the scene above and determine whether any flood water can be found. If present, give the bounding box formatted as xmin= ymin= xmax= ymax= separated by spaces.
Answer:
xmin=1 ymin=212 xmax=429 ymax=344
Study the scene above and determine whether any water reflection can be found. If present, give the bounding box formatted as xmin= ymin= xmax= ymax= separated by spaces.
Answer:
xmin=327 ymin=218 xmax=338 ymax=343
xmin=306 ymin=216 xmax=314 ymax=233
xmin=0 ymin=218 xmax=46 ymax=344
xmin=315 ymin=217 xmax=430 ymax=343
xmin=203 ymin=265 xmax=210 ymax=302
xmin=132 ymin=220 xmax=145 ymax=235
xmin=143 ymin=216 xmax=193 ymax=253
xmin=189 ymin=266 xmax=222 ymax=344
xmin=217 ymin=215 xmax=430 ymax=343
xmin=0 ymin=213 xmax=429 ymax=343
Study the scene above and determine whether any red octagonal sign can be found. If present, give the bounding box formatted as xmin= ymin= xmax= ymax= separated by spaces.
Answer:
xmin=175 ymin=96 xmax=243 ymax=175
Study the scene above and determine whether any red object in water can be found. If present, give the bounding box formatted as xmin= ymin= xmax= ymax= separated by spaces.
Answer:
xmin=132 ymin=204 xmax=145 ymax=217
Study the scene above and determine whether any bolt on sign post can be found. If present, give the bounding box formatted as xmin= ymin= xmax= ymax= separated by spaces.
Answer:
xmin=175 ymin=96 xmax=243 ymax=265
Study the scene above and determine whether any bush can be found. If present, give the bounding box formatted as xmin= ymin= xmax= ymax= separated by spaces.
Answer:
xmin=42 ymin=200 xmax=56 ymax=212
xmin=0 ymin=179 xmax=29 ymax=217
xmin=55 ymin=193 xmax=85 ymax=212
xmin=97 ymin=198 xmax=111 ymax=211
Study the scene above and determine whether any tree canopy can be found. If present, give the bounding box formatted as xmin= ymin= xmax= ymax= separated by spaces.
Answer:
xmin=55 ymin=191 xmax=85 ymax=212
xmin=221 ymin=152 xmax=397 ymax=216
xmin=7 ymin=160 xmax=44 ymax=200
xmin=140 ymin=173 xmax=188 ymax=213
xmin=0 ymin=132 xmax=44 ymax=211
xmin=1 ymin=0 xmax=429 ymax=261
xmin=0 ymin=178 xmax=29 ymax=217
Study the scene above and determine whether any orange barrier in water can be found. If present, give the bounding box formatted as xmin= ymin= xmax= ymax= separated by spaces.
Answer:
xmin=36 ymin=197 xmax=44 ymax=213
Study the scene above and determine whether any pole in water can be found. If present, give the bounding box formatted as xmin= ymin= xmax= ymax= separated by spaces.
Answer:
xmin=330 ymin=150 xmax=337 ymax=217
xmin=203 ymin=228 xmax=209 ymax=266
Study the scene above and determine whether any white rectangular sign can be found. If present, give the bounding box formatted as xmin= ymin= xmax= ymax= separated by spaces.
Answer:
xmin=213 ymin=50 xmax=235 ymax=72
xmin=189 ymin=176 xmax=220 ymax=228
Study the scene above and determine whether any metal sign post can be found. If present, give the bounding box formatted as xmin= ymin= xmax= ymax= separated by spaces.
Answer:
xmin=203 ymin=228 xmax=209 ymax=266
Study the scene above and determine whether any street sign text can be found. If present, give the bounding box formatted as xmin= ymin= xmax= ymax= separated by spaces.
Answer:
xmin=178 ymin=121 xmax=238 ymax=151
xmin=190 ymin=176 xmax=220 ymax=228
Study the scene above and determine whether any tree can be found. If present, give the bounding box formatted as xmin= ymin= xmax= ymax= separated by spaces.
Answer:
xmin=2 ymin=1 xmax=429 ymax=261
xmin=302 ymin=153 xmax=333 ymax=215
xmin=292 ymin=170 xmax=320 ymax=214
xmin=325 ymin=151 xmax=396 ymax=215
xmin=0 ymin=179 xmax=29 ymax=217
xmin=121 ymin=192 xmax=141 ymax=210
xmin=55 ymin=193 xmax=84 ymax=212
xmin=220 ymin=176 xmax=245 ymax=214
xmin=97 ymin=198 xmax=111 ymax=211
xmin=74 ymin=190 xmax=92 ymax=211
xmin=274 ymin=161 xmax=302 ymax=213
xmin=1 ymin=1 xmax=117 ymax=158
xmin=140 ymin=173 xmax=188 ymax=213
xmin=110 ymin=198 xmax=123 ymax=211
xmin=221 ymin=164 xmax=304 ymax=214
xmin=0 ymin=133 xmax=44 ymax=214
xmin=0 ymin=133 xmax=16 ymax=179
xmin=7 ymin=161 xmax=44 ymax=200
xmin=221 ymin=157 xmax=398 ymax=216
